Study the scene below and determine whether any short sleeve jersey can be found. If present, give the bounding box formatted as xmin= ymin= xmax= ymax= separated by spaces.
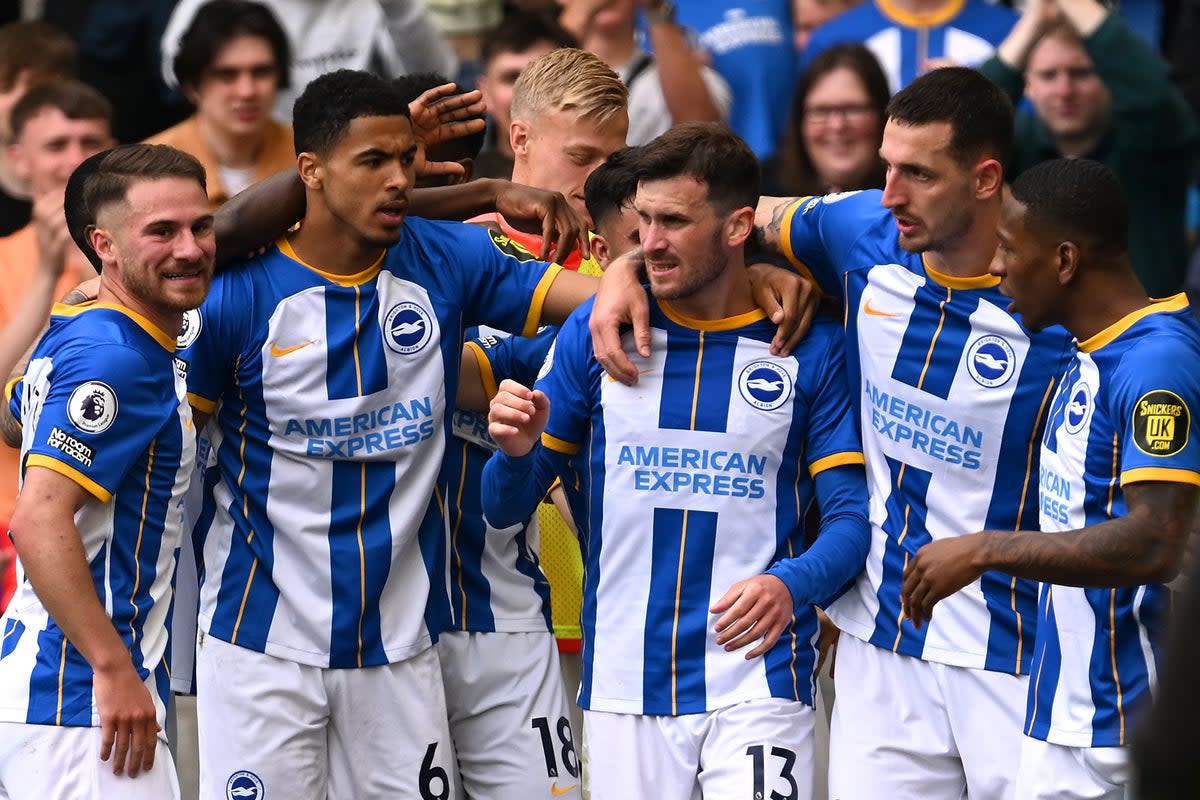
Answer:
xmin=782 ymin=191 xmax=1075 ymax=673
xmin=441 ymin=326 xmax=557 ymax=634
xmin=1028 ymin=295 xmax=1200 ymax=747
xmin=0 ymin=303 xmax=194 ymax=730
xmin=180 ymin=217 xmax=559 ymax=669
xmin=537 ymin=294 xmax=863 ymax=713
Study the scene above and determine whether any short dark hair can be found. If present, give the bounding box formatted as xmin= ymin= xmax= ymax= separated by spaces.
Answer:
xmin=392 ymin=71 xmax=485 ymax=163
xmin=64 ymin=148 xmax=110 ymax=271
xmin=84 ymin=144 xmax=207 ymax=230
xmin=292 ymin=69 xmax=410 ymax=157
xmin=1009 ymin=158 xmax=1128 ymax=255
xmin=173 ymin=0 xmax=291 ymax=90
xmin=480 ymin=11 xmax=577 ymax=67
xmin=886 ymin=66 xmax=1013 ymax=169
xmin=636 ymin=122 xmax=759 ymax=213
xmin=10 ymin=79 xmax=112 ymax=141
xmin=0 ymin=21 xmax=76 ymax=92
xmin=585 ymin=146 xmax=641 ymax=230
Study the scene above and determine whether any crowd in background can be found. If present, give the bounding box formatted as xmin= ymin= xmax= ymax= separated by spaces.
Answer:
xmin=0 ymin=0 xmax=1197 ymax=795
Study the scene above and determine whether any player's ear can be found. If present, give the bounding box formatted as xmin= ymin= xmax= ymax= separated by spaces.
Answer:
xmin=591 ymin=233 xmax=611 ymax=269
xmin=724 ymin=206 xmax=754 ymax=248
xmin=975 ymin=158 xmax=1003 ymax=200
xmin=297 ymin=151 xmax=323 ymax=190
xmin=1056 ymin=240 xmax=1080 ymax=285
xmin=510 ymin=119 xmax=530 ymax=158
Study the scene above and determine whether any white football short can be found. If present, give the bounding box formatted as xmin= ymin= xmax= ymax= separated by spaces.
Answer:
xmin=584 ymin=697 xmax=816 ymax=800
xmin=1014 ymin=736 xmax=1131 ymax=800
xmin=828 ymin=632 xmax=1027 ymax=800
xmin=439 ymin=630 xmax=579 ymax=799
xmin=196 ymin=633 xmax=457 ymax=800
xmin=0 ymin=722 xmax=179 ymax=799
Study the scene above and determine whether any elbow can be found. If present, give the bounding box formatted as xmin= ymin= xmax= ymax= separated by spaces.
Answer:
xmin=6 ymin=505 xmax=38 ymax=553
xmin=1143 ymin=549 xmax=1186 ymax=584
xmin=1130 ymin=537 xmax=1188 ymax=585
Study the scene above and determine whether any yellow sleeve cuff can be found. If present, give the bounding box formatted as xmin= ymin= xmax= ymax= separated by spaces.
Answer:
xmin=522 ymin=263 xmax=565 ymax=338
xmin=809 ymin=451 xmax=865 ymax=478
xmin=541 ymin=432 xmax=580 ymax=455
xmin=25 ymin=453 xmax=111 ymax=502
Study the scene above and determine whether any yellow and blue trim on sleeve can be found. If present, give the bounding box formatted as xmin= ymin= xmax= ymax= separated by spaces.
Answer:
xmin=25 ymin=453 xmax=112 ymax=502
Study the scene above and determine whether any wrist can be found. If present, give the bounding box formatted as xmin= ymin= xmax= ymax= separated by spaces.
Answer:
xmin=971 ymin=532 xmax=1000 ymax=573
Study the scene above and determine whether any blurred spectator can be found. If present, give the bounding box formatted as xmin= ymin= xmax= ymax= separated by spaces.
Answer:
xmin=663 ymin=2 xmax=798 ymax=160
xmin=767 ymin=43 xmax=888 ymax=196
xmin=424 ymin=0 xmax=504 ymax=88
xmin=146 ymin=0 xmax=295 ymax=207
xmin=804 ymin=0 xmax=1016 ymax=93
xmin=40 ymin=0 xmax=181 ymax=143
xmin=978 ymin=0 xmax=1198 ymax=297
xmin=793 ymin=0 xmax=862 ymax=51
xmin=1170 ymin=0 xmax=1200 ymax=255
xmin=1173 ymin=0 xmax=1200 ymax=121
xmin=474 ymin=12 xmax=578 ymax=180
xmin=0 ymin=21 xmax=76 ymax=236
xmin=161 ymin=0 xmax=458 ymax=123
xmin=560 ymin=0 xmax=730 ymax=145
xmin=0 ymin=79 xmax=111 ymax=611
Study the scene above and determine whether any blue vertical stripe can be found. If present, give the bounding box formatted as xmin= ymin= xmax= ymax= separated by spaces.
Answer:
xmin=355 ymin=284 xmax=390 ymax=395
xmin=208 ymin=368 xmax=280 ymax=650
xmin=1026 ymin=587 xmax=1062 ymax=739
xmin=27 ymin=631 xmax=92 ymax=726
xmin=981 ymin=334 xmax=1065 ymax=674
xmin=325 ymin=285 xmax=389 ymax=400
xmin=890 ymin=285 xmax=973 ymax=399
xmin=577 ymin=413 xmax=607 ymax=710
xmin=328 ymin=460 xmax=395 ymax=668
xmin=191 ymin=445 xmax=223 ymax=588
xmin=1086 ymin=587 xmax=1158 ymax=746
xmin=513 ymin=526 xmax=553 ymax=631
xmin=115 ymin=432 xmax=179 ymax=680
xmin=642 ymin=507 xmax=718 ymax=715
xmin=1041 ymin=360 xmax=1080 ymax=455
xmin=691 ymin=333 xmax=735 ymax=433
xmin=765 ymin=355 xmax=812 ymax=704
xmin=869 ymin=456 xmax=933 ymax=655
xmin=658 ymin=329 xmax=706 ymax=431
xmin=445 ymin=439 xmax=491 ymax=630
xmin=419 ymin=490 xmax=452 ymax=642
xmin=898 ymin=28 xmax=920 ymax=93
xmin=1 ymin=619 xmax=23 ymax=659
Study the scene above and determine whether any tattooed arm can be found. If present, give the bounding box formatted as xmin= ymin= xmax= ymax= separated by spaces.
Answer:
xmin=900 ymin=481 xmax=1199 ymax=626
xmin=753 ymin=196 xmax=804 ymax=257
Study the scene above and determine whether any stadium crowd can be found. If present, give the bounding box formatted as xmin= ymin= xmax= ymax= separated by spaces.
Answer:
xmin=0 ymin=0 xmax=1197 ymax=798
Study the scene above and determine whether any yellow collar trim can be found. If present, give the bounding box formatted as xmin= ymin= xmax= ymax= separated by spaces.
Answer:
xmin=876 ymin=0 xmax=967 ymax=28
xmin=658 ymin=300 xmax=767 ymax=331
xmin=923 ymin=255 xmax=1000 ymax=289
xmin=1078 ymin=293 xmax=1189 ymax=353
xmin=278 ymin=236 xmax=385 ymax=287
xmin=51 ymin=301 xmax=177 ymax=351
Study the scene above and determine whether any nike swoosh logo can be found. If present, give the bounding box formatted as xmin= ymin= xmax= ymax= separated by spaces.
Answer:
xmin=550 ymin=783 xmax=578 ymax=797
xmin=270 ymin=340 xmax=317 ymax=357
xmin=863 ymin=299 xmax=897 ymax=318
